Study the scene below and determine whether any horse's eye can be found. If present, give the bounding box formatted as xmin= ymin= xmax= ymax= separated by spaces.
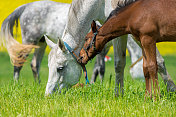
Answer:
xmin=57 ymin=67 xmax=64 ymax=72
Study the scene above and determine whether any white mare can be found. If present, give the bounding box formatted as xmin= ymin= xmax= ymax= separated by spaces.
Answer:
xmin=45 ymin=0 xmax=176 ymax=95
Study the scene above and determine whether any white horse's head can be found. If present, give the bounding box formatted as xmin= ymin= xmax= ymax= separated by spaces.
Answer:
xmin=45 ymin=36 xmax=82 ymax=96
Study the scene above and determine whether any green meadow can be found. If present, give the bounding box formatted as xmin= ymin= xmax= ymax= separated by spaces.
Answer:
xmin=0 ymin=52 xmax=176 ymax=116
xmin=0 ymin=0 xmax=176 ymax=116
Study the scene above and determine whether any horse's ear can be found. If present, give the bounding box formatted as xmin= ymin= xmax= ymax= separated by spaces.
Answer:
xmin=91 ymin=20 xmax=97 ymax=33
xmin=58 ymin=39 xmax=66 ymax=52
xmin=44 ymin=35 xmax=57 ymax=49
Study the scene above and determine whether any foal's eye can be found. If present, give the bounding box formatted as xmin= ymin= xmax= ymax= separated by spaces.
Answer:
xmin=57 ymin=67 xmax=64 ymax=72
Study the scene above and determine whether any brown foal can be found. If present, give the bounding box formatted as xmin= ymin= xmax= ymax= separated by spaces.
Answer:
xmin=79 ymin=0 xmax=176 ymax=98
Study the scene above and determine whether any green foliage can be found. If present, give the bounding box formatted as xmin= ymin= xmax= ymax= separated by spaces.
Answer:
xmin=0 ymin=52 xmax=176 ymax=116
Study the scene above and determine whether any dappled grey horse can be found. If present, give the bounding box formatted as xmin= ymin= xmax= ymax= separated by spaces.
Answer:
xmin=1 ymin=1 xmax=70 ymax=83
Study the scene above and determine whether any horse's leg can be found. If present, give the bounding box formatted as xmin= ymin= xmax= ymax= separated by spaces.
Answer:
xmin=14 ymin=66 xmax=22 ymax=81
xmin=113 ymin=36 xmax=127 ymax=96
xmin=98 ymin=46 xmax=110 ymax=82
xmin=31 ymin=38 xmax=47 ymax=83
xmin=130 ymin=35 xmax=175 ymax=92
xmin=91 ymin=44 xmax=110 ymax=83
xmin=141 ymin=36 xmax=159 ymax=99
xmin=13 ymin=54 xmax=29 ymax=81
xmin=90 ymin=47 xmax=106 ymax=84
xmin=142 ymin=49 xmax=152 ymax=98
xmin=90 ymin=59 xmax=99 ymax=84
xmin=98 ymin=48 xmax=106 ymax=82
xmin=156 ymin=48 xmax=176 ymax=92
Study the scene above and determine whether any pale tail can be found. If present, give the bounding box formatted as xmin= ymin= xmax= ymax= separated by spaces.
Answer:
xmin=0 ymin=4 xmax=38 ymax=67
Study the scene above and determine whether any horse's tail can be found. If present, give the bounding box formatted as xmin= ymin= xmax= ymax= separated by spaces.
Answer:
xmin=0 ymin=4 xmax=38 ymax=67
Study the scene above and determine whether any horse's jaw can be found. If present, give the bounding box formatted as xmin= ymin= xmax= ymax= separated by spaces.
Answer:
xmin=45 ymin=48 xmax=82 ymax=96
xmin=45 ymin=61 xmax=82 ymax=96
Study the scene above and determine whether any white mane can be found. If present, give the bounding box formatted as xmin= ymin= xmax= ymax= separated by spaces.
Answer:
xmin=61 ymin=0 xmax=105 ymax=53
xmin=111 ymin=0 xmax=137 ymax=9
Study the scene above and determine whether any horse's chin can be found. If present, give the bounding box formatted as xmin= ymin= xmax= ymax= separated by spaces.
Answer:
xmin=45 ymin=82 xmax=58 ymax=96
xmin=81 ymin=61 xmax=88 ymax=65
xmin=81 ymin=58 xmax=88 ymax=65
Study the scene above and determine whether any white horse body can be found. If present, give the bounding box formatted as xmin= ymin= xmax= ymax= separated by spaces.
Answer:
xmin=45 ymin=0 xmax=106 ymax=95
xmin=20 ymin=1 xmax=70 ymax=44
xmin=1 ymin=1 xmax=70 ymax=82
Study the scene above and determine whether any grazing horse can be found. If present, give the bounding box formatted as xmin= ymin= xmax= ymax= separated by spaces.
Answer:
xmin=79 ymin=0 xmax=176 ymax=98
xmin=1 ymin=1 xmax=70 ymax=83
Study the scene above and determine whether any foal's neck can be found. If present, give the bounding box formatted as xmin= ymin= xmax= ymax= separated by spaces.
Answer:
xmin=98 ymin=12 xmax=130 ymax=45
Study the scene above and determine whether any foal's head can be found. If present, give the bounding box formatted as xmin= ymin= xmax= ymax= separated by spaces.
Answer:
xmin=79 ymin=21 xmax=103 ymax=65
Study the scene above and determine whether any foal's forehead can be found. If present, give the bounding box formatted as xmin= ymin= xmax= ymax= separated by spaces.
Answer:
xmin=85 ymin=32 xmax=93 ymax=40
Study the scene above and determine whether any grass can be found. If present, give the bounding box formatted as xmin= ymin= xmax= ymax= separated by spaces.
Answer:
xmin=0 ymin=0 xmax=176 ymax=116
xmin=0 ymin=52 xmax=176 ymax=117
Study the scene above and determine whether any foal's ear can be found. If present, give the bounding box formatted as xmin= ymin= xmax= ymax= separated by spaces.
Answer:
xmin=58 ymin=39 xmax=66 ymax=52
xmin=91 ymin=20 xmax=97 ymax=33
xmin=44 ymin=35 xmax=57 ymax=49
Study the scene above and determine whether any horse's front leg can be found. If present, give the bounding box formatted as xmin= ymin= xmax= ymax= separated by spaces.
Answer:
xmin=91 ymin=47 xmax=106 ymax=84
xmin=90 ymin=59 xmax=99 ymax=84
xmin=141 ymin=35 xmax=160 ymax=99
xmin=142 ymin=49 xmax=152 ymax=98
xmin=113 ymin=36 xmax=127 ymax=96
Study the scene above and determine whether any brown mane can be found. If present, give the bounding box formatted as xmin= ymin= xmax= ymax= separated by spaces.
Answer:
xmin=107 ymin=0 xmax=138 ymax=21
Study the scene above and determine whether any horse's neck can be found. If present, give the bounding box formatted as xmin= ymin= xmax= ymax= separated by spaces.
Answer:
xmin=62 ymin=0 xmax=106 ymax=54
xmin=98 ymin=9 xmax=131 ymax=46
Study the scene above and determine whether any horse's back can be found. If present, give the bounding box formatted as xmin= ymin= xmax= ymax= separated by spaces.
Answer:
xmin=128 ymin=0 xmax=176 ymax=42
xmin=148 ymin=0 xmax=176 ymax=41
xmin=19 ymin=1 xmax=70 ymax=44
